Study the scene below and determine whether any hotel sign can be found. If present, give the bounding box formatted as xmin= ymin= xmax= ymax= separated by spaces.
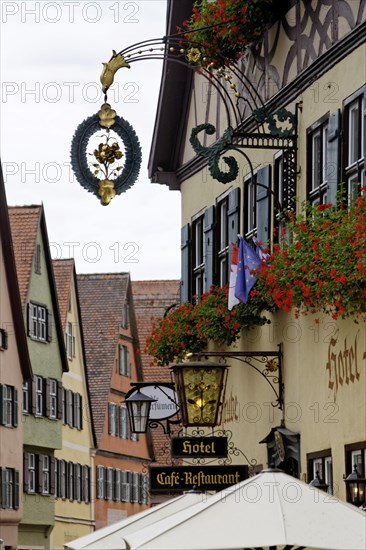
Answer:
xmin=171 ymin=437 xmax=228 ymax=458
xmin=150 ymin=465 xmax=248 ymax=493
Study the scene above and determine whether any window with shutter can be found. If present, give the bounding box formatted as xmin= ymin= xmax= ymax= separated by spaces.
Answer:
xmin=96 ymin=465 xmax=105 ymax=499
xmin=307 ymin=115 xmax=329 ymax=206
xmin=22 ymin=380 xmax=30 ymax=414
xmin=343 ymin=87 xmax=365 ymax=201
xmin=180 ymin=223 xmax=191 ymax=303
xmin=1 ymin=468 xmax=16 ymax=509
xmin=217 ymin=195 xmax=230 ymax=287
xmin=42 ymin=455 xmax=50 ymax=495
xmin=120 ymin=405 xmax=128 ymax=439
xmin=114 ymin=469 xmax=121 ymax=501
xmin=0 ymin=329 xmax=8 ymax=350
xmin=68 ymin=461 xmax=74 ymax=501
xmin=25 ymin=452 xmax=35 ymax=493
xmin=35 ymin=376 xmax=43 ymax=416
xmin=256 ymin=165 xmax=271 ymax=247
xmin=82 ymin=465 xmax=90 ymax=503
xmin=245 ymin=172 xmax=258 ymax=238
xmin=192 ymin=213 xmax=205 ymax=299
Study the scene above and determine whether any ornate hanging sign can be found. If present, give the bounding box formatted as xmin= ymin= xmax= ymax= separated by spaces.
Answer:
xmin=171 ymin=436 xmax=228 ymax=458
xmin=70 ymin=52 xmax=141 ymax=205
xmin=149 ymin=465 xmax=248 ymax=493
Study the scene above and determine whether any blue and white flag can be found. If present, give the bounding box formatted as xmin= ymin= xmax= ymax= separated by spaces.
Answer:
xmin=234 ymin=237 xmax=262 ymax=303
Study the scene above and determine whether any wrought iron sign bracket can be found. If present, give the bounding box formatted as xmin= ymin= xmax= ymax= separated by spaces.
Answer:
xmin=192 ymin=344 xmax=284 ymax=411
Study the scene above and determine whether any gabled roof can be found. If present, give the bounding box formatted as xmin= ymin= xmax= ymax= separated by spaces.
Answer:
xmin=131 ymin=280 xmax=180 ymax=382
xmin=131 ymin=280 xmax=180 ymax=464
xmin=77 ymin=272 xmax=130 ymax=444
xmin=8 ymin=204 xmax=69 ymax=372
xmin=0 ymin=164 xmax=32 ymax=379
xmin=52 ymin=259 xmax=74 ymax=329
xmin=53 ymin=259 xmax=97 ymax=449
xmin=8 ymin=206 xmax=40 ymax=311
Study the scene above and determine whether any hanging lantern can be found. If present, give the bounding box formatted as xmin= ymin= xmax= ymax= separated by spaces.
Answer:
xmin=171 ymin=360 xmax=228 ymax=427
xmin=125 ymin=389 xmax=157 ymax=433
xmin=345 ymin=465 xmax=366 ymax=507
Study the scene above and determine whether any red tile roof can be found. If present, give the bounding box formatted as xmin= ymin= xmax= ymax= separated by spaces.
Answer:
xmin=8 ymin=206 xmax=41 ymax=310
xmin=77 ymin=273 xmax=130 ymax=444
xmin=52 ymin=259 xmax=74 ymax=329
xmin=132 ymin=280 xmax=180 ymax=464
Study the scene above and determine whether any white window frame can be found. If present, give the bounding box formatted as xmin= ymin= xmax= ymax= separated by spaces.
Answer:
xmin=49 ymin=379 xmax=57 ymax=419
xmin=28 ymin=453 xmax=36 ymax=494
xmin=345 ymin=92 xmax=365 ymax=200
xmin=35 ymin=376 xmax=43 ymax=416
xmin=30 ymin=303 xmax=47 ymax=342
xmin=309 ymin=121 xmax=328 ymax=206
xmin=66 ymin=321 xmax=74 ymax=360
xmin=22 ymin=381 xmax=30 ymax=414
xmin=42 ymin=455 xmax=50 ymax=495
xmin=3 ymin=385 xmax=13 ymax=426
xmin=119 ymin=344 xmax=130 ymax=376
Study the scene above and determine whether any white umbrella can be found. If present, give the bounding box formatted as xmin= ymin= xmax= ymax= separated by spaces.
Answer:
xmin=64 ymin=491 xmax=209 ymax=550
xmin=124 ymin=469 xmax=366 ymax=550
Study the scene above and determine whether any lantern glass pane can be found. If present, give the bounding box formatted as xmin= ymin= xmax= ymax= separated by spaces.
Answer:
xmin=180 ymin=366 xmax=225 ymax=426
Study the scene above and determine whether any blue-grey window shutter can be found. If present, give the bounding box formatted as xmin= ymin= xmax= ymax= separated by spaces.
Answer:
xmin=326 ymin=109 xmax=341 ymax=205
xmin=181 ymin=224 xmax=190 ymax=303
xmin=13 ymin=387 xmax=18 ymax=427
xmin=203 ymin=206 xmax=215 ymax=292
xmin=14 ymin=470 xmax=20 ymax=510
xmin=227 ymin=187 xmax=240 ymax=266
xmin=1 ymin=468 xmax=6 ymax=508
xmin=0 ymin=385 xmax=4 ymax=425
xmin=256 ymin=165 xmax=271 ymax=246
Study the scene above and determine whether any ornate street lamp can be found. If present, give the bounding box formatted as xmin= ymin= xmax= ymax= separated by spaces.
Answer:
xmin=171 ymin=359 xmax=228 ymax=427
xmin=124 ymin=389 xmax=157 ymax=434
xmin=345 ymin=465 xmax=366 ymax=507
xmin=309 ymin=471 xmax=329 ymax=493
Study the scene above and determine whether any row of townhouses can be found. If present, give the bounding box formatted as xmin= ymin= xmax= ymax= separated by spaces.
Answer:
xmin=0 ymin=168 xmax=179 ymax=550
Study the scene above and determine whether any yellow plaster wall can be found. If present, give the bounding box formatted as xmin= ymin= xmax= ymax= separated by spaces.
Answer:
xmin=53 ymin=274 xmax=95 ymax=549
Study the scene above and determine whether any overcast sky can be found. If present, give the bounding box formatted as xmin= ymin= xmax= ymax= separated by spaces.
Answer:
xmin=1 ymin=0 xmax=181 ymax=281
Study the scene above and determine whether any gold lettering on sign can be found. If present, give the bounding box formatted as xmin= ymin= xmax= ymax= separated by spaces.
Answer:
xmin=182 ymin=440 xmax=216 ymax=455
xmin=326 ymin=329 xmax=365 ymax=402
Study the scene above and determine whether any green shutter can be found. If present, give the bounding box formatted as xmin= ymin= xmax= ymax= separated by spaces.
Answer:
xmin=203 ymin=206 xmax=215 ymax=292
xmin=326 ymin=109 xmax=341 ymax=205
xmin=180 ymin=224 xmax=191 ymax=303
xmin=256 ymin=165 xmax=271 ymax=246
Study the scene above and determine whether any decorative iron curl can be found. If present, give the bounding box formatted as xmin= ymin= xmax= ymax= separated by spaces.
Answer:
xmin=190 ymin=124 xmax=239 ymax=184
xmin=70 ymin=113 xmax=141 ymax=200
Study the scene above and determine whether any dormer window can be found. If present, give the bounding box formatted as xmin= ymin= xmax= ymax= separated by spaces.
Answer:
xmin=27 ymin=302 xmax=52 ymax=342
xmin=121 ymin=303 xmax=129 ymax=329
